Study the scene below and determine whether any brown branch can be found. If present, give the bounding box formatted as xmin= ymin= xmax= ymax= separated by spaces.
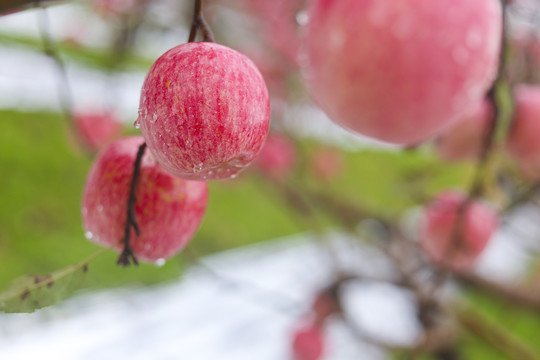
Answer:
xmin=117 ymin=142 xmax=147 ymax=267
xmin=0 ymin=0 xmax=62 ymax=14
xmin=187 ymin=0 xmax=215 ymax=43
xmin=456 ymin=305 xmax=540 ymax=360
xmin=456 ymin=270 xmax=540 ymax=312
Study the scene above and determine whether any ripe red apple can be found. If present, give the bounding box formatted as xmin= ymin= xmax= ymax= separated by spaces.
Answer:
xmin=254 ymin=132 xmax=296 ymax=179
xmin=82 ymin=136 xmax=208 ymax=263
xmin=74 ymin=111 xmax=123 ymax=152
xmin=421 ymin=191 xmax=497 ymax=271
xmin=138 ymin=42 xmax=270 ymax=181
xmin=302 ymin=0 xmax=501 ymax=144
xmin=506 ymin=85 xmax=540 ymax=178
xmin=434 ymin=99 xmax=492 ymax=162
xmin=292 ymin=323 xmax=325 ymax=360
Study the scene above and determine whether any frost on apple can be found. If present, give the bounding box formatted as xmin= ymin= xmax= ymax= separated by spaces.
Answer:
xmin=421 ymin=191 xmax=497 ymax=271
xmin=138 ymin=42 xmax=271 ymax=181
xmin=301 ymin=0 xmax=502 ymax=144
xmin=82 ymin=136 xmax=208 ymax=263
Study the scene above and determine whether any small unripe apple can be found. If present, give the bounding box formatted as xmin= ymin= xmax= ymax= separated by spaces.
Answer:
xmin=82 ymin=136 xmax=208 ymax=263
xmin=292 ymin=323 xmax=324 ymax=360
xmin=74 ymin=111 xmax=123 ymax=152
xmin=302 ymin=0 xmax=501 ymax=144
xmin=434 ymin=99 xmax=492 ymax=162
xmin=254 ymin=132 xmax=296 ymax=179
xmin=421 ymin=191 xmax=497 ymax=271
xmin=138 ymin=42 xmax=271 ymax=180
xmin=506 ymin=85 xmax=540 ymax=178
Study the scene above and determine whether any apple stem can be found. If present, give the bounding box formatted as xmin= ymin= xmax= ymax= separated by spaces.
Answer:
xmin=188 ymin=0 xmax=215 ymax=43
xmin=117 ymin=142 xmax=147 ymax=267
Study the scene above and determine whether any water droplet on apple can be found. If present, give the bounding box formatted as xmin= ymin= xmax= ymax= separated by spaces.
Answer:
xmin=134 ymin=119 xmax=141 ymax=129
xmin=193 ymin=163 xmax=204 ymax=172
xmin=85 ymin=231 xmax=93 ymax=240
xmin=155 ymin=258 xmax=166 ymax=267
xmin=296 ymin=11 xmax=309 ymax=25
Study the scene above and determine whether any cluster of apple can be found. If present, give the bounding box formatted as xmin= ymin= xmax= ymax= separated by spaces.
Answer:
xmin=82 ymin=41 xmax=270 ymax=264
xmin=79 ymin=0 xmax=515 ymax=270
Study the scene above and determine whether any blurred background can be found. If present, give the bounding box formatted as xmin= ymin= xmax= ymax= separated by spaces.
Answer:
xmin=2 ymin=0 xmax=540 ymax=359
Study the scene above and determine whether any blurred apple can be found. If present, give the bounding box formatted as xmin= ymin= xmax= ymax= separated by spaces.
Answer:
xmin=74 ymin=111 xmax=123 ymax=152
xmin=434 ymin=99 xmax=492 ymax=162
xmin=254 ymin=132 xmax=296 ymax=179
xmin=421 ymin=191 xmax=497 ymax=271
xmin=302 ymin=0 xmax=501 ymax=144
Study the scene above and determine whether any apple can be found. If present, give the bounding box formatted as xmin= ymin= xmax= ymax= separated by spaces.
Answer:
xmin=254 ymin=132 xmax=296 ymax=179
xmin=91 ymin=0 xmax=136 ymax=18
xmin=82 ymin=136 xmax=208 ymax=263
xmin=301 ymin=0 xmax=501 ymax=144
xmin=421 ymin=191 xmax=497 ymax=271
xmin=292 ymin=323 xmax=325 ymax=360
xmin=506 ymin=85 xmax=540 ymax=178
xmin=434 ymin=99 xmax=492 ymax=162
xmin=311 ymin=290 xmax=339 ymax=322
xmin=309 ymin=146 xmax=344 ymax=181
xmin=138 ymin=42 xmax=270 ymax=180
xmin=74 ymin=111 xmax=123 ymax=152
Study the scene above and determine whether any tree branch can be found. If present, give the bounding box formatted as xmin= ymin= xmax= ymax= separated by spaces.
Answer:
xmin=0 ymin=0 xmax=62 ymax=14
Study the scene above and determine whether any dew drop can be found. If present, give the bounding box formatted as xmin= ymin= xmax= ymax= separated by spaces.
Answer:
xmin=230 ymin=173 xmax=238 ymax=179
xmin=84 ymin=231 xmax=93 ymax=240
xmin=193 ymin=163 xmax=204 ymax=173
xmin=296 ymin=11 xmax=309 ymax=26
xmin=134 ymin=118 xmax=141 ymax=129
xmin=155 ymin=258 xmax=166 ymax=267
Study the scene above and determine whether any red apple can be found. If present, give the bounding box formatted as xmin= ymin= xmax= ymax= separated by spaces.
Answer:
xmin=254 ymin=132 xmax=296 ymax=179
xmin=421 ymin=191 xmax=497 ymax=271
xmin=506 ymin=85 xmax=540 ymax=178
xmin=138 ymin=42 xmax=270 ymax=180
xmin=82 ymin=136 xmax=208 ymax=263
xmin=292 ymin=323 xmax=325 ymax=360
xmin=302 ymin=0 xmax=501 ymax=144
xmin=434 ymin=99 xmax=492 ymax=162
xmin=74 ymin=111 xmax=123 ymax=152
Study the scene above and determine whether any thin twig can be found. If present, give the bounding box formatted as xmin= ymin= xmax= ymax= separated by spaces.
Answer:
xmin=187 ymin=0 xmax=215 ymax=43
xmin=117 ymin=142 xmax=147 ymax=266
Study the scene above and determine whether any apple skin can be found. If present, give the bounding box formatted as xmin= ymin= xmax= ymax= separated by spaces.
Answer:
xmin=292 ymin=323 xmax=324 ymax=360
xmin=138 ymin=42 xmax=271 ymax=181
xmin=421 ymin=191 xmax=497 ymax=271
xmin=302 ymin=0 xmax=501 ymax=144
xmin=254 ymin=132 xmax=296 ymax=179
xmin=506 ymin=85 xmax=540 ymax=178
xmin=434 ymin=99 xmax=492 ymax=162
xmin=82 ymin=136 xmax=208 ymax=263
xmin=74 ymin=111 xmax=123 ymax=152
